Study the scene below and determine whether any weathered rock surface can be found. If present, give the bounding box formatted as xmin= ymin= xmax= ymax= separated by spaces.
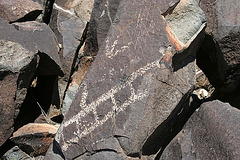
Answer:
xmin=197 ymin=0 xmax=240 ymax=92
xmin=61 ymin=0 xmax=121 ymax=116
xmin=61 ymin=55 xmax=93 ymax=116
xmin=0 ymin=18 xmax=62 ymax=148
xmin=0 ymin=19 xmax=63 ymax=76
xmin=84 ymin=0 xmax=121 ymax=56
xmin=55 ymin=0 xmax=94 ymax=22
xmin=13 ymin=21 xmax=63 ymax=76
xmin=32 ymin=0 xmax=46 ymax=8
xmin=10 ymin=123 xmax=58 ymax=157
xmin=161 ymin=100 xmax=240 ymax=160
xmin=0 ymin=0 xmax=43 ymax=23
xmin=50 ymin=2 xmax=87 ymax=74
xmin=0 ymin=18 xmax=38 ymax=147
xmin=2 ymin=146 xmax=32 ymax=160
xmin=45 ymin=0 xmax=206 ymax=159
xmin=50 ymin=1 xmax=92 ymax=101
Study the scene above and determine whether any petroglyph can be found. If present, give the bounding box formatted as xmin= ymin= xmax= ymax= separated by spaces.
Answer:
xmin=100 ymin=10 xmax=105 ymax=18
xmin=105 ymin=0 xmax=113 ymax=25
xmin=53 ymin=3 xmax=75 ymax=16
xmin=105 ymin=36 xmax=131 ymax=59
xmin=61 ymin=59 xmax=162 ymax=151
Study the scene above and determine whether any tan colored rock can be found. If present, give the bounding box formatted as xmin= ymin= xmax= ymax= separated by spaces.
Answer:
xmin=10 ymin=123 xmax=58 ymax=156
xmin=12 ymin=123 xmax=58 ymax=137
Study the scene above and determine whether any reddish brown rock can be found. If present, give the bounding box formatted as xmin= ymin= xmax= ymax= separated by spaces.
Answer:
xmin=10 ymin=123 xmax=58 ymax=156
xmin=45 ymin=0 xmax=206 ymax=159
xmin=161 ymin=100 xmax=240 ymax=160
xmin=0 ymin=74 xmax=18 ymax=147
xmin=0 ymin=0 xmax=42 ymax=23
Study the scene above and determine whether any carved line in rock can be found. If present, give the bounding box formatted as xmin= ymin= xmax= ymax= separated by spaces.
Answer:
xmin=61 ymin=59 xmax=162 ymax=151
xmin=105 ymin=35 xmax=131 ymax=59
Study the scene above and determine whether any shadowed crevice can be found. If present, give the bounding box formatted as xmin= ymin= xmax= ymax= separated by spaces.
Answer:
xmin=42 ymin=0 xmax=55 ymax=24
xmin=10 ymin=10 xmax=42 ymax=24
xmin=142 ymin=88 xmax=197 ymax=157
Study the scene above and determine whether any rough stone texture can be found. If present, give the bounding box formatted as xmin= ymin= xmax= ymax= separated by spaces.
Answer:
xmin=0 ymin=18 xmax=63 ymax=77
xmin=2 ymin=146 xmax=32 ymax=160
xmin=84 ymin=0 xmax=121 ymax=57
xmin=62 ymin=55 xmax=93 ymax=116
xmin=32 ymin=0 xmax=46 ymax=8
xmin=160 ymin=100 xmax=240 ymax=160
xmin=13 ymin=21 xmax=63 ymax=76
xmin=0 ymin=73 xmax=18 ymax=147
xmin=0 ymin=18 xmax=62 ymax=148
xmin=198 ymin=0 xmax=240 ymax=92
xmin=0 ymin=37 xmax=38 ymax=147
xmin=50 ymin=2 xmax=90 ymax=101
xmin=12 ymin=123 xmax=58 ymax=137
xmin=0 ymin=0 xmax=43 ymax=23
xmin=10 ymin=123 xmax=58 ymax=157
xmin=60 ymin=0 xmax=122 ymax=116
xmin=55 ymin=0 xmax=94 ymax=22
xmin=45 ymin=0 xmax=206 ymax=159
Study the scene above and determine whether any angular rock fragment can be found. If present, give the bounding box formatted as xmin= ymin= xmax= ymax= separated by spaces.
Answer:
xmin=13 ymin=21 xmax=63 ymax=76
xmin=50 ymin=1 xmax=92 ymax=100
xmin=45 ymin=0 xmax=206 ymax=159
xmin=0 ymin=0 xmax=43 ymax=23
xmin=161 ymin=100 xmax=240 ymax=160
xmin=10 ymin=123 xmax=58 ymax=157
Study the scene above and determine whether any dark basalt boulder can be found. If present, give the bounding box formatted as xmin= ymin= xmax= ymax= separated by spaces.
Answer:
xmin=198 ymin=0 xmax=240 ymax=93
xmin=45 ymin=0 xmax=206 ymax=159
xmin=161 ymin=100 xmax=240 ymax=160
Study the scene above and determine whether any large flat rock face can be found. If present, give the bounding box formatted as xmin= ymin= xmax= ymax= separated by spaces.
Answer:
xmin=46 ymin=0 xmax=206 ymax=159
